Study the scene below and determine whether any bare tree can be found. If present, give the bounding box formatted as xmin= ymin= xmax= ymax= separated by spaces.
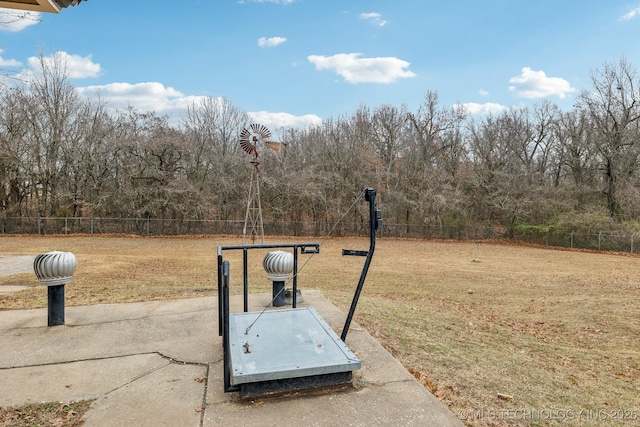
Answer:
xmin=182 ymin=96 xmax=248 ymax=220
xmin=0 ymin=86 xmax=31 ymax=217
xmin=114 ymin=108 xmax=191 ymax=221
xmin=64 ymin=98 xmax=121 ymax=217
xmin=467 ymin=110 xmax=536 ymax=230
xmin=529 ymin=100 xmax=560 ymax=182
xmin=578 ymin=58 xmax=640 ymax=219
xmin=17 ymin=52 xmax=84 ymax=217
xmin=403 ymin=91 xmax=468 ymax=233
xmin=550 ymin=110 xmax=598 ymax=196
xmin=407 ymin=91 xmax=467 ymax=173
xmin=183 ymin=96 xmax=247 ymax=158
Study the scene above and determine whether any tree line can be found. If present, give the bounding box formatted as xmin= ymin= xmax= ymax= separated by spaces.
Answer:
xmin=2 ymin=55 xmax=640 ymax=238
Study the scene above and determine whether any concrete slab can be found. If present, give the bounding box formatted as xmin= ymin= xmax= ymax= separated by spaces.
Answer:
xmin=0 ymin=255 xmax=35 ymax=277
xmin=0 ymin=290 xmax=463 ymax=426
xmin=0 ymin=285 xmax=31 ymax=293
xmin=0 ymin=353 xmax=169 ymax=407
xmin=0 ymin=254 xmax=35 ymax=293
xmin=82 ymin=362 xmax=206 ymax=427
xmin=0 ymin=298 xmax=217 ymax=367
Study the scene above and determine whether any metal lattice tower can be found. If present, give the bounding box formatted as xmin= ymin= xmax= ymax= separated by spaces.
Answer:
xmin=239 ymin=124 xmax=281 ymax=244
xmin=243 ymin=159 xmax=264 ymax=244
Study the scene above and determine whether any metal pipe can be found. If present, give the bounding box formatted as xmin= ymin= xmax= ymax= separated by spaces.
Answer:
xmin=47 ymin=285 xmax=65 ymax=326
xmin=341 ymin=188 xmax=378 ymax=342
xmin=217 ymin=253 xmax=223 ymax=336
xmin=292 ymin=249 xmax=298 ymax=308
xmin=272 ymin=281 xmax=286 ymax=306
xmin=222 ymin=261 xmax=239 ymax=392
xmin=243 ymin=248 xmax=249 ymax=312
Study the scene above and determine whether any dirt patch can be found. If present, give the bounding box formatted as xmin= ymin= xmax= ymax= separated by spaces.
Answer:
xmin=0 ymin=401 xmax=92 ymax=426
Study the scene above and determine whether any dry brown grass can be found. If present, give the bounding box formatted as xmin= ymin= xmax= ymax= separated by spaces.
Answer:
xmin=1 ymin=235 xmax=639 ymax=426
xmin=0 ymin=401 xmax=91 ymax=426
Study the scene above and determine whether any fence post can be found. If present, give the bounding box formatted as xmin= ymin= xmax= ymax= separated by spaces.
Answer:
xmin=570 ymin=232 xmax=574 ymax=248
xmin=598 ymin=231 xmax=602 ymax=251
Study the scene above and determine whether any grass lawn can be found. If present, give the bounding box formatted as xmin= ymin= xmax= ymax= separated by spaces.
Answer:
xmin=1 ymin=234 xmax=639 ymax=426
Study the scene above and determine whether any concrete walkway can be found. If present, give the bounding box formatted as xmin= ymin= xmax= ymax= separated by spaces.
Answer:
xmin=0 ymin=255 xmax=35 ymax=293
xmin=0 ymin=290 xmax=463 ymax=426
xmin=0 ymin=255 xmax=36 ymax=277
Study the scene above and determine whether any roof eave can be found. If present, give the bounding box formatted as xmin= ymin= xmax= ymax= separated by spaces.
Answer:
xmin=0 ymin=0 xmax=62 ymax=13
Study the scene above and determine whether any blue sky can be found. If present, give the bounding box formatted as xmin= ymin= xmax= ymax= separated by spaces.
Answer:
xmin=1 ymin=1 xmax=640 ymax=131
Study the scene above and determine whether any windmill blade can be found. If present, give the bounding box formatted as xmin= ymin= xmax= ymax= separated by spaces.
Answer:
xmin=240 ymin=128 xmax=252 ymax=140
xmin=239 ymin=127 xmax=257 ymax=155
xmin=240 ymin=138 xmax=256 ymax=155
xmin=250 ymin=123 xmax=271 ymax=140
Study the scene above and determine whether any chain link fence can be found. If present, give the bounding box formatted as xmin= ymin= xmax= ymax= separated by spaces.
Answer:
xmin=2 ymin=217 xmax=640 ymax=254
xmin=512 ymin=230 xmax=640 ymax=253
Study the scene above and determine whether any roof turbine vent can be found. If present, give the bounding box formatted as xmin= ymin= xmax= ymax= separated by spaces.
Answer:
xmin=263 ymin=250 xmax=294 ymax=282
xmin=33 ymin=251 xmax=77 ymax=286
xmin=33 ymin=250 xmax=77 ymax=326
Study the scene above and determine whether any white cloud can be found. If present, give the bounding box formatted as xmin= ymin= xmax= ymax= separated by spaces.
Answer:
xmin=359 ymin=12 xmax=387 ymax=27
xmin=77 ymin=82 xmax=203 ymax=113
xmin=0 ymin=8 xmax=40 ymax=32
xmin=258 ymin=36 xmax=287 ymax=47
xmin=478 ymin=89 xmax=489 ymax=96
xmin=308 ymin=53 xmax=416 ymax=84
xmin=620 ymin=6 xmax=640 ymax=21
xmin=248 ymin=111 xmax=322 ymax=130
xmin=457 ymin=102 xmax=508 ymax=115
xmin=77 ymin=81 xmax=320 ymax=130
xmin=28 ymin=51 xmax=101 ymax=79
xmin=6 ymin=51 xmax=100 ymax=85
xmin=0 ymin=49 xmax=22 ymax=67
xmin=508 ymin=67 xmax=575 ymax=99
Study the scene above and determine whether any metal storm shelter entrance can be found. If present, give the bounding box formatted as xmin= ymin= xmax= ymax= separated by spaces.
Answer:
xmin=227 ymin=307 xmax=359 ymax=399
xmin=217 ymin=188 xmax=381 ymax=399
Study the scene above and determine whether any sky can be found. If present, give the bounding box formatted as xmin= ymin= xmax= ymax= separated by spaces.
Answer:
xmin=1 ymin=1 xmax=640 ymax=133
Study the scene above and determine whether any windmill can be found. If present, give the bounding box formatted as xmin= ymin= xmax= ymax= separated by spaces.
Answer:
xmin=239 ymin=123 xmax=282 ymax=243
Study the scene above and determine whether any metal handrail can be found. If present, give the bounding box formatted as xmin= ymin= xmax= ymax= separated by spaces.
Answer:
xmin=216 ymin=242 xmax=319 ymax=336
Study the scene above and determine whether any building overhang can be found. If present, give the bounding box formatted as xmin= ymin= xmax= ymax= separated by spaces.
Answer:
xmin=0 ymin=0 xmax=84 ymax=14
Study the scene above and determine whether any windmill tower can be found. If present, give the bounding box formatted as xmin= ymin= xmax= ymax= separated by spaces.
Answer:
xmin=239 ymin=124 xmax=281 ymax=243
